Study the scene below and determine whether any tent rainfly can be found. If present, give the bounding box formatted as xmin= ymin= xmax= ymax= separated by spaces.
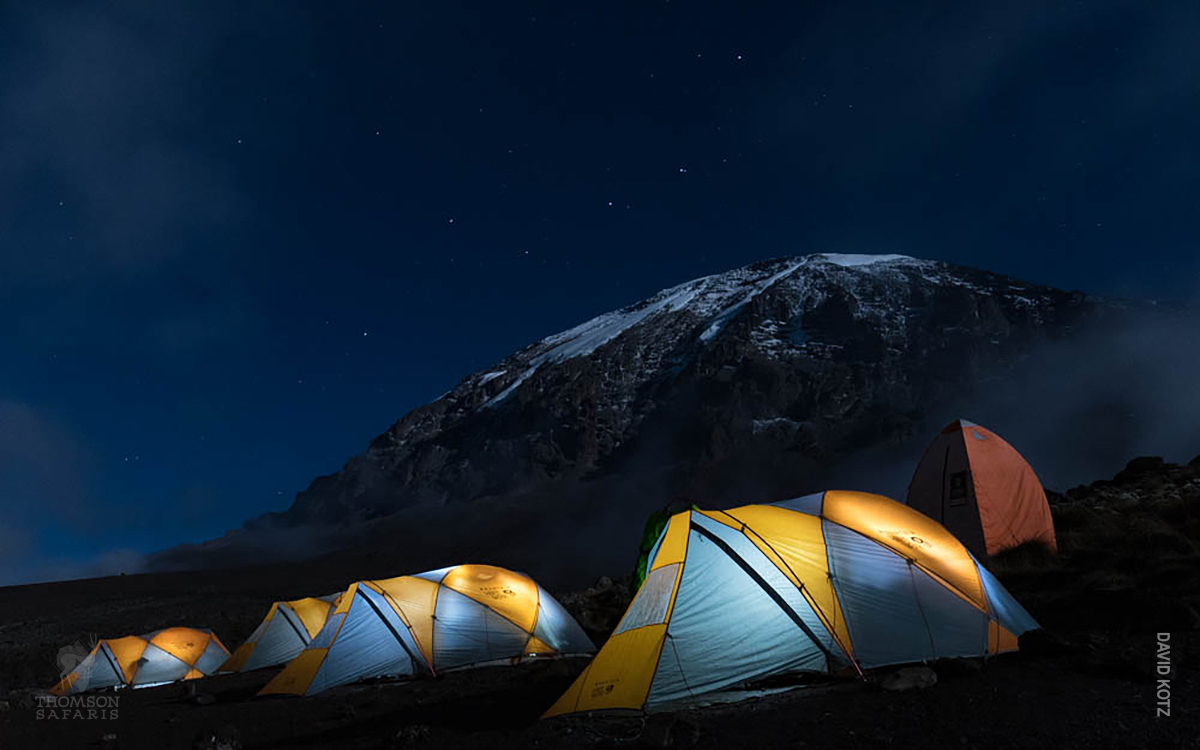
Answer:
xmin=907 ymin=419 xmax=1057 ymax=558
xmin=219 ymin=594 xmax=341 ymax=673
xmin=50 ymin=627 xmax=229 ymax=695
xmin=544 ymin=491 xmax=1039 ymax=716
xmin=260 ymin=564 xmax=594 ymax=697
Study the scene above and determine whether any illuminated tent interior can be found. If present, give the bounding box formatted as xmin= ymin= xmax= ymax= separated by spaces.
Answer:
xmin=545 ymin=491 xmax=1039 ymax=716
xmin=50 ymin=627 xmax=230 ymax=695
xmin=260 ymin=564 xmax=595 ymax=697
xmin=907 ymin=419 xmax=1057 ymax=558
xmin=219 ymin=593 xmax=341 ymax=673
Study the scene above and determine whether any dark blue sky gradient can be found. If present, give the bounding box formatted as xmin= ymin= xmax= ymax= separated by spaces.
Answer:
xmin=2 ymin=2 xmax=1198 ymax=583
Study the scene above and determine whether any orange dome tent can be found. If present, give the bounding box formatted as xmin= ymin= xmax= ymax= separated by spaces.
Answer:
xmin=218 ymin=593 xmax=341 ymax=673
xmin=260 ymin=564 xmax=594 ymax=697
xmin=906 ymin=419 xmax=1056 ymax=558
xmin=49 ymin=627 xmax=229 ymax=695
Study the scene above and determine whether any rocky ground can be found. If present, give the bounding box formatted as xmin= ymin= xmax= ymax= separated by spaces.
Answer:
xmin=2 ymin=456 xmax=1198 ymax=749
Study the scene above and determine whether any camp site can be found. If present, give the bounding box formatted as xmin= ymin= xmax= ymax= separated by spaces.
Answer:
xmin=2 ymin=3 xmax=1198 ymax=749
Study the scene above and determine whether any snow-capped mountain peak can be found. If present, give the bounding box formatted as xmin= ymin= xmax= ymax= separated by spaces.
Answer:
xmin=220 ymin=254 xmax=1106 ymax=539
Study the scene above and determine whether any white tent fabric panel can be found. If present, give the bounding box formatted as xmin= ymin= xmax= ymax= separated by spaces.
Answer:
xmin=357 ymin=585 xmax=426 ymax=670
xmin=975 ymin=560 xmax=1039 ymax=636
xmin=690 ymin=514 xmax=841 ymax=658
xmin=307 ymin=591 xmax=417 ymax=695
xmin=770 ymin=493 xmax=824 ymax=515
xmin=195 ymin=637 xmax=235 ymax=675
xmin=613 ymin=563 xmax=679 ymax=636
xmin=533 ymin=585 xmax=596 ymax=653
xmin=307 ymin=612 xmax=345 ymax=649
xmin=645 ymin=527 xmax=667 ymax=571
xmin=242 ymin=615 xmax=308 ymax=672
xmin=130 ymin=644 xmax=190 ymax=686
xmin=645 ymin=528 xmax=829 ymax=707
xmin=908 ymin=565 xmax=989 ymax=657
xmin=413 ymin=566 xmax=456 ymax=583
xmin=62 ymin=647 xmax=123 ymax=694
xmin=823 ymin=522 xmax=937 ymax=667
xmin=432 ymin=588 xmax=530 ymax=670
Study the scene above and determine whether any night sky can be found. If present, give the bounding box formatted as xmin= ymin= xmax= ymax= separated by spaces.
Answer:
xmin=3 ymin=2 xmax=1199 ymax=584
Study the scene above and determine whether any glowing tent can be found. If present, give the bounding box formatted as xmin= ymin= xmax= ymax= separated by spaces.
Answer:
xmin=907 ymin=419 xmax=1057 ymax=558
xmin=260 ymin=564 xmax=594 ymax=696
xmin=544 ymin=491 xmax=1038 ymax=716
xmin=219 ymin=594 xmax=340 ymax=673
xmin=50 ymin=627 xmax=229 ymax=695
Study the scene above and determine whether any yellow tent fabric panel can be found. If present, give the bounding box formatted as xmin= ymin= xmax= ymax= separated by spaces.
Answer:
xmin=106 ymin=635 xmax=150 ymax=683
xmin=287 ymin=597 xmax=335 ymax=639
xmin=373 ymin=575 xmax=440 ymax=666
xmin=650 ymin=511 xmax=691 ymax=569
xmin=656 ymin=517 xmax=689 ymax=622
xmin=546 ymin=519 xmax=688 ymax=717
xmin=714 ymin=505 xmax=854 ymax=661
xmin=49 ymin=643 xmax=101 ymax=696
xmin=821 ymin=490 xmax=986 ymax=611
xmin=49 ymin=669 xmax=83 ymax=696
xmin=543 ymin=624 xmax=669 ymax=716
xmin=259 ymin=648 xmax=329 ymax=695
xmin=183 ymin=668 xmax=204 ymax=680
xmin=333 ymin=584 xmax=358 ymax=615
xmin=441 ymin=564 xmax=540 ymax=633
xmin=988 ymin=623 xmax=1020 ymax=654
xmin=150 ymin=628 xmax=211 ymax=666
xmin=220 ymin=642 xmax=256 ymax=673
xmin=525 ymin=635 xmax=557 ymax=655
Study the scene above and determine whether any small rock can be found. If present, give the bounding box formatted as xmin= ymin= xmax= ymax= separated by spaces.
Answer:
xmin=192 ymin=725 xmax=242 ymax=750
xmin=1109 ymin=492 xmax=1139 ymax=511
xmin=878 ymin=666 xmax=937 ymax=691
xmin=389 ymin=724 xmax=431 ymax=748
xmin=193 ymin=692 xmax=216 ymax=706
xmin=0 ymin=699 xmax=10 ymax=711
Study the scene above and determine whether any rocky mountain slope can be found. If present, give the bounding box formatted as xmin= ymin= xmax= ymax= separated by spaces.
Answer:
xmin=152 ymin=254 xmax=1139 ymax=580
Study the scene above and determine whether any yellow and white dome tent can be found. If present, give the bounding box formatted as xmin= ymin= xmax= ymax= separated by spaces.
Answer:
xmin=219 ymin=594 xmax=341 ymax=673
xmin=50 ymin=627 xmax=230 ymax=695
xmin=260 ymin=564 xmax=595 ymax=696
xmin=544 ymin=491 xmax=1039 ymax=716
